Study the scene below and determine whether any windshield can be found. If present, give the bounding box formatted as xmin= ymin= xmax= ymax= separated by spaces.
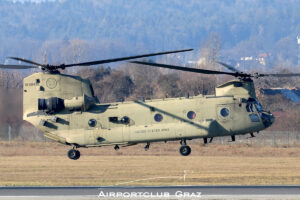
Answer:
xmin=254 ymin=100 xmax=263 ymax=111
xmin=247 ymin=98 xmax=263 ymax=112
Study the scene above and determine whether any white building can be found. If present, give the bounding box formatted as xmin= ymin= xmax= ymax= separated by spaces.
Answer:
xmin=298 ymin=36 xmax=300 ymax=66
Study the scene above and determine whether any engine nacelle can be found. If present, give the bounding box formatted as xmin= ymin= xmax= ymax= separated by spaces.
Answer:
xmin=38 ymin=97 xmax=64 ymax=113
xmin=38 ymin=95 xmax=95 ymax=113
xmin=64 ymin=95 xmax=95 ymax=111
xmin=23 ymin=72 xmax=98 ymax=117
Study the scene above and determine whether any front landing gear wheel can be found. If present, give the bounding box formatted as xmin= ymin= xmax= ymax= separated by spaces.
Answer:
xmin=68 ymin=149 xmax=80 ymax=160
xmin=179 ymin=145 xmax=191 ymax=156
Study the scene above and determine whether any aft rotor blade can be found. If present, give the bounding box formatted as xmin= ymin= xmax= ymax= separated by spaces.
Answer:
xmin=261 ymin=73 xmax=300 ymax=77
xmin=63 ymin=49 xmax=193 ymax=67
xmin=130 ymin=61 xmax=243 ymax=77
xmin=8 ymin=57 xmax=43 ymax=67
xmin=0 ymin=64 xmax=37 ymax=69
xmin=217 ymin=61 xmax=240 ymax=72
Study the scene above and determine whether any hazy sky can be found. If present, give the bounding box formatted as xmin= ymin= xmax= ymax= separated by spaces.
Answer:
xmin=10 ymin=0 xmax=58 ymax=2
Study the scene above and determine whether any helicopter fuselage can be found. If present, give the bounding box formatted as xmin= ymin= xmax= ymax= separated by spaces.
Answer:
xmin=23 ymin=72 xmax=274 ymax=149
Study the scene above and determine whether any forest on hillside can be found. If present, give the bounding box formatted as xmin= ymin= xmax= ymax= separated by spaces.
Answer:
xmin=0 ymin=0 xmax=300 ymax=68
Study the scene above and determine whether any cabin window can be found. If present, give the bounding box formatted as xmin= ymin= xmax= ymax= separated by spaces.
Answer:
xmin=121 ymin=116 xmax=130 ymax=124
xmin=109 ymin=117 xmax=119 ymax=123
xmin=220 ymin=108 xmax=229 ymax=117
xmin=187 ymin=111 xmax=196 ymax=119
xmin=88 ymin=119 xmax=97 ymax=127
xmin=154 ymin=113 xmax=163 ymax=122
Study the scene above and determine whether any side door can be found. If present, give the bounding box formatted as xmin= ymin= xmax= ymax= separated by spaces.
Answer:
xmin=67 ymin=111 xmax=98 ymax=146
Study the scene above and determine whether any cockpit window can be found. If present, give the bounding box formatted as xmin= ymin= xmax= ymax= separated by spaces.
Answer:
xmin=246 ymin=98 xmax=263 ymax=112
xmin=254 ymin=100 xmax=263 ymax=111
xmin=248 ymin=98 xmax=256 ymax=102
xmin=246 ymin=103 xmax=254 ymax=112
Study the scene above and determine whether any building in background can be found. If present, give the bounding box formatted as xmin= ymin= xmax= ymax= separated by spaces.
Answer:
xmin=298 ymin=36 xmax=300 ymax=66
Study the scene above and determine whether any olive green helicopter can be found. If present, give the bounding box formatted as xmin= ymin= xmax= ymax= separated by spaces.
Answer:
xmin=1 ymin=48 xmax=299 ymax=160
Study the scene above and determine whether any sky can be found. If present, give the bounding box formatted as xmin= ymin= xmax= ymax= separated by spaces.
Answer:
xmin=10 ymin=0 xmax=59 ymax=3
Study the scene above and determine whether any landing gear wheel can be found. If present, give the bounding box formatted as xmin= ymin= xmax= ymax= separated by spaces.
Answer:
xmin=114 ymin=145 xmax=120 ymax=151
xmin=68 ymin=149 xmax=80 ymax=160
xmin=179 ymin=145 xmax=191 ymax=156
xmin=144 ymin=142 xmax=150 ymax=151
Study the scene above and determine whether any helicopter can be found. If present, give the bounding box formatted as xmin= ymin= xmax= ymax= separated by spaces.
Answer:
xmin=1 ymin=49 xmax=300 ymax=160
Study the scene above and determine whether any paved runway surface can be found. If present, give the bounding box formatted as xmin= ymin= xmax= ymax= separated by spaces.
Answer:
xmin=0 ymin=186 xmax=300 ymax=199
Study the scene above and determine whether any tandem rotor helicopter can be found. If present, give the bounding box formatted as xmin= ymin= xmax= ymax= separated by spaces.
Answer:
xmin=1 ymin=48 xmax=300 ymax=160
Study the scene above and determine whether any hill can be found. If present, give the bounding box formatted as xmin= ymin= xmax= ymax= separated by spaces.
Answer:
xmin=0 ymin=0 xmax=300 ymax=67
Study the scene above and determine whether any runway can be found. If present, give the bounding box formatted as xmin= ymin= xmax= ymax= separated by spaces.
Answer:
xmin=1 ymin=186 xmax=300 ymax=199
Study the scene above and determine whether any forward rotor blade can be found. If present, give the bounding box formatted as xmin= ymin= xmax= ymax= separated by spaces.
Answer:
xmin=63 ymin=49 xmax=193 ymax=68
xmin=261 ymin=73 xmax=300 ymax=77
xmin=0 ymin=64 xmax=37 ymax=69
xmin=8 ymin=57 xmax=43 ymax=67
xmin=217 ymin=61 xmax=240 ymax=72
xmin=130 ymin=61 xmax=243 ymax=77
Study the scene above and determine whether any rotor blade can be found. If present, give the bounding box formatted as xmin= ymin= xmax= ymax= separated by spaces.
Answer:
xmin=0 ymin=64 xmax=37 ymax=69
xmin=8 ymin=57 xmax=43 ymax=67
xmin=130 ymin=61 xmax=243 ymax=77
xmin=261 ymin=73 xmax=300 ymax=77
xmin=63 ymin=49 xmax=193 ymax=67
xmin=217 ymin=61 xmax=240 ymax=72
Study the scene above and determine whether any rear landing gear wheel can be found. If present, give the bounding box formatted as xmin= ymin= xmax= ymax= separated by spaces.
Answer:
xmin=144 ymin=142 xmax=150 ymax=151
xmin=68 ymin=149 xmax=80 ymax=160
xmin=179 ymin=145 xmax=191 ymax=156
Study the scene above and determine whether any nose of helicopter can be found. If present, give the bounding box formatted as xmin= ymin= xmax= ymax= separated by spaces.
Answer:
xmin=261 ymin=112 xmax=275 ymax=128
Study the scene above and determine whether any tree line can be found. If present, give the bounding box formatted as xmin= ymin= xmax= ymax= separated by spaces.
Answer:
xmin=0 ymin=61 xmax=298 ymax=141
xmin=1 ymin=0 xmax=300 ymax=66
